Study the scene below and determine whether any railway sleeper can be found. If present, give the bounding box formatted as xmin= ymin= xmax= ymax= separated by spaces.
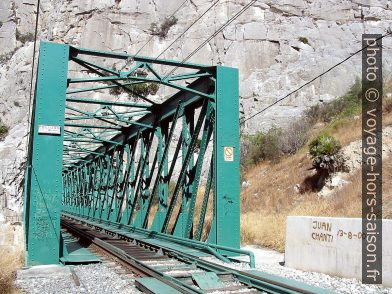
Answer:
xmin=61 ymin=216 xmax=332 ymax=294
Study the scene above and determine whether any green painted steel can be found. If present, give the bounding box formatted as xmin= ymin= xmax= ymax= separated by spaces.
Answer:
xmin=191 ymin=272 xmax=224 ymax=290
xmin=63 ymin=212 xmax=254 ymax=267
xmin=136 ymin=277 xmax=183 ymax=294
xmin=64 ymin=213 xmax=333 ymax=294
xmin=24 ymin=42 xmax=69 ymax=265
xmin=66 ymin=97 xmax=151 ymax=108
xmin=24 ymin=42 xmax=241 ymax=265
xmin=149 ymin=125 xmax=168 ymax=231
xmin=60 ymin=231 xmax=100 ymax=264
xmin=243 ymin=270 xmax=334 ymax=294
xmin=208 ymin=66 xmax=240 ymax=251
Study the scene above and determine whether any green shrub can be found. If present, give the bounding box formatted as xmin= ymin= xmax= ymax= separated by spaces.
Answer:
xmin=109 ymin=69 xmax=159 ymax=98
xmin=309 ymin=135 xmax=341 ymax=158
xmin=298 ymin=37 xmax=309 ymax=44
xmin=241 ymin=119 xmax=312 ymax=168
xmin=305 ymin=78 xmax=362 ymax=124
xmin=194 ymin=138 xmax=202 ymax=151
xmin=109 ymin=86 xmax=123 ymax=96
xmin=127 ymin=83 xmax=159 ymax=97
xmin=385 ymin=97 xmax=392 ymax=113
xmin=150 ymin=16 xmax=178 ymax=38
xmin=308 ymin=134 xmax=345 ymax=172
xmin=16 ymin=29 xmax=34 ymax=43
xmin=242 ymin=126 xmax=284 ymax=166
xmin=109 ymin=82 xmax=159 ymax=98
xmin=240 ymin=80 xmax=363 ymax=169
xmin=0 ymin=121 xmax=9 ymax=140
xmin=280 ymin=119 xmax=311 ymax=155
xmin=316 ymin=77 xmax=392 ymax=114
xmin=0 ymin=51 xmax=15 ymax=63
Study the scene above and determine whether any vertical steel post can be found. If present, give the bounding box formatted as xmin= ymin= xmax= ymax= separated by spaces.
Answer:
xmin=89 ymin=159 xmax=103 ymax=217
xmin=134 ymin=134 xmax=150 ymax=227
xmin=109 ymin=150 xmax=125 ymax=223
xmin=123 ymin=153 xmax=136 ymax=224
xmin=97 ymin=153 xmax=112 ymax=218
xmin=118 ymin=141 xmax=136 ymax=225
xmin=173 ymin=111 xmax=194 ymax=236
xmin=24 ymin=42 xmax=69 ymax=265
xmin=150 ymin=125 xmax=169 ymax=231
xmin=208 ymin=66 xmax=240 ymax=251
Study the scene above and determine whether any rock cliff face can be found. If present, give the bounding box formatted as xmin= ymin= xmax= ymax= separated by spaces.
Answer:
xmin=0 ymin=0 xmax=391 ymax=212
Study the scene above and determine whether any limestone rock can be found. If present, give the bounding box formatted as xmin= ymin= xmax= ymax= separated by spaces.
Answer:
xmin=0 ymin=0 xmax=391 ymax=212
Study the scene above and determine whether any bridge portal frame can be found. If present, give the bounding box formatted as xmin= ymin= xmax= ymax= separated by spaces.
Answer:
xmin=24 ymin=41 xmax=240 ymax=265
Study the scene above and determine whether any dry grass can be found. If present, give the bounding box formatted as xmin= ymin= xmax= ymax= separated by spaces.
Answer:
xmin=192 ymin=187 xmax=214 ymax=241
xmin=241 ymin=156 xmax=369 ymax=252
xmin=146 ymin=186 xmax=214 ymax=241
xmin=0 ymin=247 xmax=23 ymax=294
xmin=241 ymin=212 xmax=286 ymax=251
xmin=328 ymin=104 xmax=392 ymax=146
xmin=240 ymin=110 xmax=392 ymax=252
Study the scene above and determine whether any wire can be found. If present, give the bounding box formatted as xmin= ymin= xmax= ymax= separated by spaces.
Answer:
xmin=163 ymin=0 xmax=258 ymax=78
xmin=25 ymin=0 xmax=41 ymax=155
xmin=155 ymin=0 xmax=220 ymax=59
xmin=117 ymin=0 xmax=220 ymax=101
xmin=117 ymin=0 xmax=216 ymax=97
xmin=123 ymin=0 xmax=220 ymax=71
xmin=240 ymin=31 xmax=392 ymax=124
xmin=135 ymin=0 xmax=189 ymax=57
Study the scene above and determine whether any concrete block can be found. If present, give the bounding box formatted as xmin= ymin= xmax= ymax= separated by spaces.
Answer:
xmin=285 ymin=216 xmax=392 ymax=286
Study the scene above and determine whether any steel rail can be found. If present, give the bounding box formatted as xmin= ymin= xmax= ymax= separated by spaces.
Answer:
xmin=65 ymin=211 xmax=253 ymax=266
xmin=61 ymin=219 xmax=203 ymax=294
xmin=62 ymin=214 xmax=332 ymax=294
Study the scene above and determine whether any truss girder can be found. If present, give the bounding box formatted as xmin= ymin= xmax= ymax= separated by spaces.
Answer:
xmin=24 ymin=42 xmax=240 ymax=265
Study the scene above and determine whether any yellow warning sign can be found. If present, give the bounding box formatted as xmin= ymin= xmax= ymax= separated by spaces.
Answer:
xmin=224 ymin=146 xmax=234 ymax=162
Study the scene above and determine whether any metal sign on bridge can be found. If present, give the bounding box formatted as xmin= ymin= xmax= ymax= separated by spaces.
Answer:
xmin=23 ymin=42 xmax=240 ymax=265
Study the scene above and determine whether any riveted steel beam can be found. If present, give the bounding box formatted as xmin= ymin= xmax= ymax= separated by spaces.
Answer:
xmin=25 ymin=42 xmax=240 ymax=266
xmin=23 ymin=42 xmax=69 ymax=265
xmin=66 ymin=97 xmax=152 ymax=108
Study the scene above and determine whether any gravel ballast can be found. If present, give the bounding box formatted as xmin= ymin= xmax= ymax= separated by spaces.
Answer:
xmin=15 ymin=246 xmax=392 ymax=293
xmin=15 ymin=263 xmax=141 ymax=294
xmin=241 ymin=246 xmax=392 ymax=294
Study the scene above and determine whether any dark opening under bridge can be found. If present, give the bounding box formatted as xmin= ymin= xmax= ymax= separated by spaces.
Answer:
xmin=23 ymin=42 xmax=240 ymax=265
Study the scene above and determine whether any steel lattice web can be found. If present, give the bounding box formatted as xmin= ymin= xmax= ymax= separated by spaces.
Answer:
xmin=24 ymin=42 xmax=239 ymax=265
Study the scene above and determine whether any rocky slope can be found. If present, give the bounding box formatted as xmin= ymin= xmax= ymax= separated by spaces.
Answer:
xmin=318 ymin=125 xmax=392 ymax=196
xmin=0 ymin=0 xmax=391 ymax=212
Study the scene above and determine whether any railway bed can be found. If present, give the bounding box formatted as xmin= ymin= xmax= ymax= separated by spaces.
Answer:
xmin=61 ymin=214 xmax=332 ymax=294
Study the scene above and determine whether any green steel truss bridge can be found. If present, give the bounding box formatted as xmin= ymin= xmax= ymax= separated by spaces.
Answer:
xmin=23 ymin=42 xmax=240 ymax=265
xmin=22 ymin=42 xmax=332 ymax=294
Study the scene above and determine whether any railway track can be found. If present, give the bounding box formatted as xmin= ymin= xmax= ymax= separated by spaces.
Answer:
xmin=61 ymin=214 xmax=332 ymax=294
